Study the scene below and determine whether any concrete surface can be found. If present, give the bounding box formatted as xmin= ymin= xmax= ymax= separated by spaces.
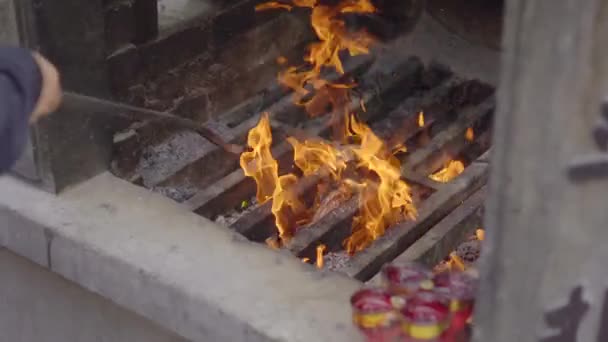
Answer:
xmin=0 ymin=173 xmax=363 ymax=342
xmin=0 ymin=248 xmax=186 ymax=342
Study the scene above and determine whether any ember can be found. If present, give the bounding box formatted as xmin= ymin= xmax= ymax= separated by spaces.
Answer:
xmin=476 ymin=228 xmax=485 ymax=241
xmin=429 ymin=160 xmax=465 ymax=183
xmin=316 ymin=244 xmax=327 ymax=268
xmin=435 ymin=227 xmax=485 ymax=273
xmin=465 ymin=127 xmax=475 ymax=142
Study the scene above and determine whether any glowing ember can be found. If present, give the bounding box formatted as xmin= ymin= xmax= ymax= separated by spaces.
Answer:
xmin=302 ymin=257 xmax=311 ymax=263
xmin=447 ymin=252 xmax=466 ymax=272
xmin=265 ymin=236 xmax=281 ymax=250
xmin=418 ymin=111 xmax=425 ymax=127
xmin=255 ymin=1 xmax=293 ymax=11
xmin=465 ymin=127 xmax=474 ymax=142
xmin=429 ymin=160 xmax=465 ymax=183
xmin=316 ymin=244 xmax=327 ymax=268
xmin=435 ymin=227 xmax=485 ymax=274
xmin=276 ymin=56 xmax=288 ymax=65
xmin=476 ymin=228 xmax=485 ymax=241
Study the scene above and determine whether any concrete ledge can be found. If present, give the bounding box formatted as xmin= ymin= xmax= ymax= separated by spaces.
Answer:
xmin=0 ymin=248 xmax=186 ymax=342
xmin=0 ymin=173 xmax=362 ymax=342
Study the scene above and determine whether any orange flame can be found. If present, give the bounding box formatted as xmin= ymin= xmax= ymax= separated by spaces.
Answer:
xmin=257 ymin=0 xmax=376 ymax=139
xmin=240 ymin=112 xmax=279 ymax=203
xmin=465 ymin=127 xmax=474 ymax=142
xmin=302 ymin=257 xmax=311 ymax=263
xmin=344 ymin=115 xmax=418 ymax=254
xmin=244 ymin=0 xmax=417 ymax=254
xmin=240 ymin=114 xmax=308 ymax=241
xmin=316 ymin=244 xmax=327 ymax=268
xmin=447 ymin=252 xmax=466 ymax=272
xmin=287 ymin=137 xmax=347 ymax=179
xmin=418 ymin=111 xmax=425 ymax=127
xmin=429 ymin=160 xmax=465 ymax=183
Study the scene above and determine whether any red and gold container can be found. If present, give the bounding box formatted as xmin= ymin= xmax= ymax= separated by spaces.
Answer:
xmin=381 ymin=262 xmax=434 ymax=296
xmin=401 ymin=290 xmax=450 ymax=341
xmin=432 ymin=271 xmax=478 ymax=342
xmin=433 ymin=271 xmax=477 ymax=316
xmin=351 ymin=288 xmax=402 ymax=341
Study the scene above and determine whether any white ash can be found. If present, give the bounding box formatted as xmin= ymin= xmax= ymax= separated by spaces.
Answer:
xmin=324 ymin=251 xmax=351 ymax=272
xmin=152 ymin=184 xmax=198 ymax=203
xmin=135 ymin=130 xmax=214 ymax=187
xmin=214 ymin=197 xmax=258 ymax=227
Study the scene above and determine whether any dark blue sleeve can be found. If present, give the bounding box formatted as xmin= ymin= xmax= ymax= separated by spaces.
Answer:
xmin=0 ymin=46 xmax=42 ymax=173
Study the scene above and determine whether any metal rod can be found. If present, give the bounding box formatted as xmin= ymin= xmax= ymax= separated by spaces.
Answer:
xmin=63 ymin=92 xmax=243 ymax=155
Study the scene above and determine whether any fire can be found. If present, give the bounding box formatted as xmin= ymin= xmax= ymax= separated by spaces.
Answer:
xmin=429 ymin=160 xmax=465 ymax=183
xmin=287 ymin=137 xmax=347 ymax=179
xmin=434 ymin=228 xmax=485 ymax=274
xmin=240 ymin=112 xmax=278 ymax=203
xmin=447 ymin=252 xmax=466 ymax=272
xmin=343 ymin=115 xmax=417 ymax=254
xmin=240 ymin=114 xmax=308 ymax=240
xmin=418 ymin=111 xmax=425 ymax=127
xmin=257 ymin=0 xmax=376 ymax=139
xmin=242 ymin=0 xmax=417 ymax=253
xmin=465 ymin=127 xmax=474 ymax=142
xmin=316 ymin=244 xmax=327 ymax=268
xmin=476 ymin=228 xmax=485 ymax=241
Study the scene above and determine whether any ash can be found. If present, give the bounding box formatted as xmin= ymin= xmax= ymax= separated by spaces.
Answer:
xmin=434 ymin=237 xmax=482 ymax=272
xmin=152 ymin=184 xmax=198 ymax=203
xmin=324 ymin=251 xmax=351 ymax=272
xmin=215 ymin=197 xmax=258 ymax=227
xmin=135 ymin=131 xmax=211 ymax=187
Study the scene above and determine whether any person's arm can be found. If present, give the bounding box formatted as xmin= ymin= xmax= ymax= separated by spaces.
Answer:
xmin=0 ymin=47 xmax=62 ymax=173
xmin=0 ymin=47 xmax=42 ymax=173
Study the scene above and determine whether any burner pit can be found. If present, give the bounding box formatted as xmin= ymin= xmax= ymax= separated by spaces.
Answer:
xmin=109 ymin=10 xmax=496 ymax=280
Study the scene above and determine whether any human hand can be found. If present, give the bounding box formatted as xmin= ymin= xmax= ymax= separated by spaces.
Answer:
xmin=30 ymin=52 xmax=62 ymax=123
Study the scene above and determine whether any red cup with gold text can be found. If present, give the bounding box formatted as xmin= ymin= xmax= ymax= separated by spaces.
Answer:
xmin=433 ymin=271 xmax=478 ymax=341
xmin=401 ymin=290 xmax=450 ymax=341
xmin=381 ymin=262 xmax=434 ymax=296
xmin=351 ymin=288 xmax=402 ymax=341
